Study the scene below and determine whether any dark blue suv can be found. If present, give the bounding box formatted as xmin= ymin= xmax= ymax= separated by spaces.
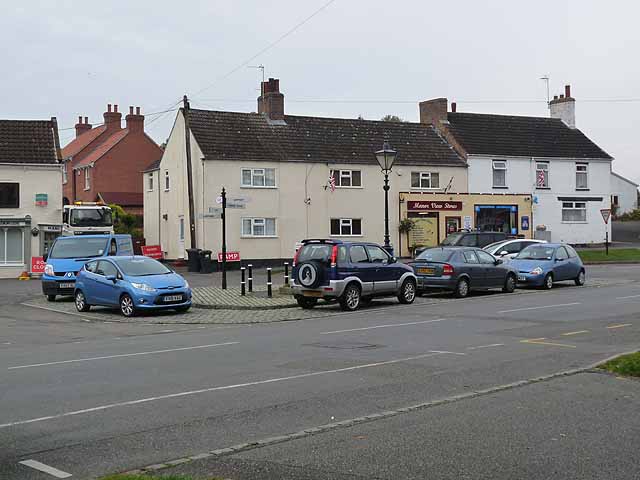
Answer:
xmin=291 ymin=239 xmax=417 ymax=311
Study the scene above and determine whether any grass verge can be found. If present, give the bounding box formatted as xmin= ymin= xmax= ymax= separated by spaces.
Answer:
xmin=577 ymin=248 xmax=640 ymax=263
xmin=599 ymin=351 xmax=640 ymax=377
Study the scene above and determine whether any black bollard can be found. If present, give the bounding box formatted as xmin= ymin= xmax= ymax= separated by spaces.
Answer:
xmin=267 ymin=267 xmax=272 ymax=298
xmin=248 ymin=264 xmax=253 ymax=293
xmin=284 ymin=262 xmax=289 ymax=285
xmin=240 ymin=267 xmax=246 ymax=296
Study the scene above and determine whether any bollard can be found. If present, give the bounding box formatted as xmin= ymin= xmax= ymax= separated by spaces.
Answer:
xmin=248 ymin=264 xmax=253 ymax=293
xmin=267 ymin=267 xmax=272 ymax=298
xmin=240 ymin=267 xmax=246 ymax=296
xmin=284 ymin=262 xmax=289 ymax=286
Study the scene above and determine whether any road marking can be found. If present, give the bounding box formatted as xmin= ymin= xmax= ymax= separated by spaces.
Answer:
xmin=520 ymin=338 xmax=576 ymax=348
xmin=21 ymin=302 xmax=101 ymax=321
xmin=7 ymin=342 xmax=238 ymax=370
xmin=561 ymin=330 xmax=590 ymax=336
xmin=615 ymin=294 xmax=640 ymax=300
xmin=320 ymin=318 xmax=446 ymax=334
xmin=0 ymin=351 xmax=456 ymax=429
xmin=19 ymin=460 xmax=72 ymax=478
xmin=498 ymin=302 xmax=580 ymax=314
xmin=467 ymin=343 xmax=505 ymax=350
xmin=607 ymin=323 xmax=633 ymax=329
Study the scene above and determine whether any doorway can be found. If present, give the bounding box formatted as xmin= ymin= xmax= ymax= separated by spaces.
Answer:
xmin=445 ymin=216 xmax=461 ymax=235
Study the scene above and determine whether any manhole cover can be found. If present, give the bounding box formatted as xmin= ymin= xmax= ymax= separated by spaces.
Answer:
xmin=304 ymin=341 xmax=383 ymax=350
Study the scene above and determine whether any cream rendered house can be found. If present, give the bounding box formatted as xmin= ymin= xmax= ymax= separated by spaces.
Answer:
xmin=144 ymin=79 xmax=467 ymax=262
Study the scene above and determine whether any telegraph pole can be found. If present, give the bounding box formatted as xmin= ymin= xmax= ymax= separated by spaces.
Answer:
xmin=183 ymin=95 xmax=197 ymax=249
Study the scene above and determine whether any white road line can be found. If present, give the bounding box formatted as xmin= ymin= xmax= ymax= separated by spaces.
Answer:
xmin=0 ymin=351 xmax=455 ymax=429
xmin=467 ymin=343 xmax=505 ymax=350
xmin=320 ymin=318 xmax=446 ymax=335
xmin=498 ymin=302 xmax=580 ymax=314
xmin=21 ymin=302 xmax=101 ymax=320
xmin=19 ymin=460 xmax=72 ymax=478
xmin=615 ymin=294 xmax=640 ymax=300
xmin=7 ymin=342 xmax=238 ymax=370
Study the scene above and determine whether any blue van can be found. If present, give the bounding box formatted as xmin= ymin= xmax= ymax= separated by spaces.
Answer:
xmin=41 ymin=234 xmax=134 ymax=301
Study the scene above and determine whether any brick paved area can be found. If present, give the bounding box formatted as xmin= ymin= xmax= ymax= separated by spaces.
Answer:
xmin=192 ymin=286 xmax=297 ymax=310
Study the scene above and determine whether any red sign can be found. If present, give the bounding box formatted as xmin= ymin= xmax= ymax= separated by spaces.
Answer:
xmin=407 ymin=200 xmax=463 ymax=211
xmin=31 ymin=256 xmax=46 ymax=274
xmin=218 ymin=251 xmax=241 ymax=262
xmin=600 ymin=209 xmax=611 ymax=224
xmin=141 ymin=245 xmax=164 ymax=260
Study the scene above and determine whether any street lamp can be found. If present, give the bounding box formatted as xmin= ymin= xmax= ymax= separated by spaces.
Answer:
xmin=375 ymin=141 xmax=397 ymax=254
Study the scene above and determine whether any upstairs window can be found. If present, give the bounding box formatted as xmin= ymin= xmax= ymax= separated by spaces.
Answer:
xmin=576 ymin=163 xmax=588 ymax=190
xmin=147 ymin=173 xmax=154 ymax=192
xmin=84 ymin=168 xmax=91 ymax=191
xmin=62 ymin=162 xmax=68 ymax=184
xmin=492 ymin=161 xmax=507 ymax=188
xmin=241 ymin=168 xmax=276 ymax=188
xmin=330 ymin=218 xmax=362 ymax=236
xmin=411 ymin=171 xmax=440 ymax=189
xmin=164 ymin=171 xmax=170 ymax=191
xmin=330 ymin=169 xmax=362 ymax=188
xmin=0 ymin=183 xmax=19 ymax=208
xmin=562 ymin=201 xmax=587 ymax=222
xmin=536 ymin=162 xmax=549 ymax=188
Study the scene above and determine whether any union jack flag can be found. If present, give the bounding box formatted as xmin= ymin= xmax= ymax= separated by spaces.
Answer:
xmin=328 ymin=171 xmax=336 ymax=193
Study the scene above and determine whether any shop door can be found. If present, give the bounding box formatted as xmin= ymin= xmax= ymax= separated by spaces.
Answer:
xmin=445 ymin=217 xmax=461 ymax=235
xmin=41 ymin=231 xmax=60 ymax=255
xmin=409 ymin=216 xmax=439 ymax=250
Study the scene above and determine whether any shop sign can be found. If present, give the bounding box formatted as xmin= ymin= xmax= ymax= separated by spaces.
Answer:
xmin=141 ymin=245 xmax=163 ymax=260
xmin=31 ymin=256 xmax=46 ymax=274
xmin=41 ymin=225 xmax=62 ymax=233
xmin=463 ymin=216 xmax=472 ymax=230
xmin=521 ymin=216 xmax=530 ymax=231
xmin=407 ymin=200 xmax=462 ymax=211
xmin=218 ymin=251 xmax=241 ymax=262
xmin=35 ymin=193 xmax=48 ymax=206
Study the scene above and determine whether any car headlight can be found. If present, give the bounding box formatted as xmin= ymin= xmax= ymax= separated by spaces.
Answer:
xmin=44 ymin=264 xmax=54 ymax=276
xmin=131 ymin=282 xmax=157 ymax=292
xmin=530 ymin=267 xmax=543 ymax=275
xmin=183 ymin=279 xmax=190 ymax=289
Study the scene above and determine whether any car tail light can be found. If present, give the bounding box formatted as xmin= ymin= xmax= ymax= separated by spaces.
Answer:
xmin=330 ymin=245 xmax=338 ymax=268
xmin=443 ymin=263 xmax=454 ymax=275
xmin=293 ymin=248 xmax=301 ymax=267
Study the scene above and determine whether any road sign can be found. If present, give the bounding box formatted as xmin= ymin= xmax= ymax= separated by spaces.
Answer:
xmin=225 ymin=200 xmax=246 ymax=209
xmin=521 ymin=215 xmax=530 ymax=231
xmin=141 ymin=245 xmax=163 ymax=260
xmin=31 ymin=257 xmax=45 ymax=274
xmin=218 ymin=251 xmax=240 ymax=262
xmin=600 ymin=209 xmax=611 ymax=224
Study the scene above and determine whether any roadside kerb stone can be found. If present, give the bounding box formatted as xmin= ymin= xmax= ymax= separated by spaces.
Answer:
xmin=192 ymin=286 xmax=298 ymax=310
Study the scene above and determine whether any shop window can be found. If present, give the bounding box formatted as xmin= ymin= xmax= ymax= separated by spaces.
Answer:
xmin=492 ymin=161 xmax=507 ymax=188
xmin=475 ymin=205 xmax=518 ymax=234
xmin=330 ymin=170 xmax=362 ymax=188
xmin=0 ymin=227 xmax=24 ymax=265
xmin=536 ymin=162 xmax=549 ymax=188
xmin=330 ymin=218 xmax=362 ymax=236
xmin=576 ymin=163 xmax=588 ymax=190
xmin=562 ymin=202 xmax=586 ymax=222
xmin=411 ymin=171 xmax=439 ymax=189
xmin=0 ymin=183 xmax=20 ymax=208
xmin=241 ymin=168 xmax=276 ymax=188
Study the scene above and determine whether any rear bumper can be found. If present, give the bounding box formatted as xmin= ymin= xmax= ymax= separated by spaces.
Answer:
xmin=291 ymin=279 xmax=346 ymax=298
xmin=416 ymin=275 xmax=457 ymax=291
xmin=41 ymin=279 xmax=75 ymax=296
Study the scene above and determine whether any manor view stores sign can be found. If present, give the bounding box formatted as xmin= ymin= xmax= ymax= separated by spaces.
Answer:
xmin=407 ymin=200 xmax=463 ymax=211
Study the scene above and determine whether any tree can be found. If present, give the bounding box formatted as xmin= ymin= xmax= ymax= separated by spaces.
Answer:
xmin=381 ymin=114 xmax=404 ymax=122
xmin=109 ymin=204 xmax=143 ymax=238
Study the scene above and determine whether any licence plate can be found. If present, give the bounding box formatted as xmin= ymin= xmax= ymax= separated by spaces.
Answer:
xmin=302 ymin=290 xmax=322 ymax=298
xmin=517 ymin=275 xmax=526 ymax=282
xmin=417 ymin=267 xmax=435 ymax=275
xmin=164 ymin=295 xmax=183 ymax=302
xmin=59 ymin=282 xmax=75 ymax=289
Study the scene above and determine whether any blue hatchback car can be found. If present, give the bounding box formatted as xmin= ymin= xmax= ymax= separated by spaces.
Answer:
xmin=509 ymin=243 xmax=586 ymax=289
xmin=74 ymin=256 xmax=192 ymax=316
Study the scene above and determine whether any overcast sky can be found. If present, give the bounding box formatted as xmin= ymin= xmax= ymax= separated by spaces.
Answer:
xmin=2 ymin=0 xmax=639 ymax=182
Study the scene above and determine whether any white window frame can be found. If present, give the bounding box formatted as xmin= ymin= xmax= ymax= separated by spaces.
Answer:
xmin=492 ymin=160 xmax=507 ymax=188
xmin=84 ymin=167 xmax=90 ymax=191
xmin=535 ymin=162 xmax=549 ymax=188
xmin=62 ymin=161 xmax=68 ymax=184
xmin=0 ymin=227 xmax=24 ymax=266
xmin=147 ymin=173 xmax=154 ymax=192
xmin=241 ymin=168 xmax=277 ymax=188
xmin=411 ymin=171 xmax=440 ymax=190
xmin=164 ymin=171 xmax=170 ymax=191
xmin=241 ymin=217 xmax=277 ymax=238
xmin=561 ymin=201 xmax=587 ymax=223
xmin=330 ymin=169 xmax=362 ymax=188
xmin=330 ymin=218 xmax=363 ymax=237
xmin=576 ymin=163 xmax=589 ymax=190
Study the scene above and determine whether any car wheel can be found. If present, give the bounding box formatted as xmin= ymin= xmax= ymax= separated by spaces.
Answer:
xmin=542 ymin=273 xmax=554 ymax=290
xmin=454 ymin=278 xmax=470 ymax=298
xmin=74 ymin=290 xmax=91 ymax=312
xmin=339 ymin=283 xmax=361 ymax=311
xmin=575 ymin=270 xmax=586 ymax=286
xmin=120 ymin=293 xmax=137 ymax=317
xmin=398 ymin=278 xmax=417 ymax=304
xmin=175 ymin=305 xmax=191 ymax=313
xmin=502 ymin=274 xmax=516 ymax=293
xmin=46 ymin=294 xmax=56 ymax=302
xmin=296 ymin=296 xmax=318 ymax=309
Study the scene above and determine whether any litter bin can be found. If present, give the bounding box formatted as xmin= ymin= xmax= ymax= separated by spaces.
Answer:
xmin=186 ymin=248 xmax=202 ymax=272
xmin=199 ymin=250 xmax=214 ymax=274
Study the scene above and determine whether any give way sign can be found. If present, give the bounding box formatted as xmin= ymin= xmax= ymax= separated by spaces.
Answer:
xmin=600 ymin=209 xmax=611 ymax=224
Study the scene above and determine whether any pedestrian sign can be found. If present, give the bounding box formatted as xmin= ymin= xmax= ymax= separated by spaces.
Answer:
xmin=600 ymin=209 xmax=611 ymax=224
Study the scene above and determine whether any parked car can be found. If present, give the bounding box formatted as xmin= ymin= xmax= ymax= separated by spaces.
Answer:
xmin=74 ymin=256 xmax=192 ymax=317
xmin=410 ymin=247 xmax=518 ymax=298
xmin=483 ymin=238 xmax=547 ymax=260
xmin=509 ymin=243 xmax=585 ymax=289
xmin=414 ymin=231 xmax=508 ymax=257
xmin=41 ymin=234 xmax=134 ymax=301
xmin=291 ymin=239 xmax=417 ymax=311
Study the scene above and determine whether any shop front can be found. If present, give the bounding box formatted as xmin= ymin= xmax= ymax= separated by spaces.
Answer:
xmin=399 ymin=192 xmax=533 ymax=256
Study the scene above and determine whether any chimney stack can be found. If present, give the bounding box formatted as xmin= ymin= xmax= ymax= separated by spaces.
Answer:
xmin=451 ymin=102 xmax=457 ymax=113
xmin=75 ymin=115 xmax=92 ymax=137
xmin=550 ymin=84 xmax=576 ymax=129
xmin=125 ymin=105 xmax=145 ymax=134
xmin=419 ymin=98 xmax=449 ymax=129
xmin=257 ymin=78 xmax=285 ymax=121
xmin=103 ymin=103 xmax=122 ymax=132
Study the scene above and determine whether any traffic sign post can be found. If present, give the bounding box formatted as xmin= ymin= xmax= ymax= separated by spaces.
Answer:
xmin=221 ymin=188 xmax=227 ymax=289
xmin=600 ymin=209 xmax=611 ymax=255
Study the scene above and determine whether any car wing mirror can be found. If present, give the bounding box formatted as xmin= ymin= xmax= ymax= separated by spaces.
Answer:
xmin=105 ymin=274 xmax=117 ymax=283
xmin=389 ymin=257 xmax=397 ymax=264
xmin=494 ymin=258 xmax=503 ymax=265
xmin=42 ymin=252 xmax=48 ymax=262
xmin=499 ymin=250 xmax=508 ymax=257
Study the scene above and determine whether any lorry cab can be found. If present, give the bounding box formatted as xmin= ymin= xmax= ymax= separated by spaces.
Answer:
xmin=62 ymin=202 xmax=114 ymax=236
xmin=41 ymin=234 xmax=134 ymax=301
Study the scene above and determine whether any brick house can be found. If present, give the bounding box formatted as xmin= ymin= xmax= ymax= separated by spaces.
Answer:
xmin=61 ymin=104 xmax=163 ymax=215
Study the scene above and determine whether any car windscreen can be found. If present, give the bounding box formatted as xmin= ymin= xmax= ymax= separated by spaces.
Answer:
xmin=416 ymin=248 xmax=453 ymax=263
xmin=516 ymin=245 xmax=555 ymax=260
xmin=115 ymin=257 xmax=171 ymax=276
xmin=441 ymin=233 xmax=464 ymax=246
xmin=297 ymin=244 xmax=333 ymax=263
xmin=70 ymin=208 xmax=113 ymax=227
xmin=49 ymin=238 xmax=108 ymax=259
xmin=483 ymin=240 xmax=509 ymax=252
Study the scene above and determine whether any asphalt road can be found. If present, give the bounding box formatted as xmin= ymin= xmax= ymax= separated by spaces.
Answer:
xmin=1 ymin=265 xmax=639 ymax=479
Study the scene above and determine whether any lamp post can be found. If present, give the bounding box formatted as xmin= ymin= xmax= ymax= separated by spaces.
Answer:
xmin=375 ymin=141 xmax=397 ymax=255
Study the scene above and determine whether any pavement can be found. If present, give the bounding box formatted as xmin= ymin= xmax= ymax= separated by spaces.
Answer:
xmin=1 ymin=264 xmax=640 ymax=479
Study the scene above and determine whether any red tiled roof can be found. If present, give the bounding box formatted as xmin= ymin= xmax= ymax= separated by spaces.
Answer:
xmin=73 ymin=129 xmax=129 ymax=168
xmin=61 ymin=125 xmax=107 ymax=159
xmin=98 ymin=192 xmax=143 ymax=206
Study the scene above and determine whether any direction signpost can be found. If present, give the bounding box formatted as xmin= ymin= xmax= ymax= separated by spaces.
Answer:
xmin=600 ymin=208 xmax=611 ymax=255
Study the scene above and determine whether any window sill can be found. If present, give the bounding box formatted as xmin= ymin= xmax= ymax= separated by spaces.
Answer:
xmin=240 ymin=185 xmax=277 ymax=189
xmin=410 ymin=187 xmax=441 ymax=191
xmin=164 ymin=189 xmax=170 ymax=192
xmin=330 ymin=234 xmax=364 ymax=237
xmin=241 ymin=235 xmax=278 ymax=239
xmin=561 ymin=221 xmax=588 ymax=224
xmin=0 ymin=263 xmax=25 ymax=267
xmin=83 ymin=188 xmax=90 ymax=191
xmin=334 ymin=186 xmax=364 ymax=189
xmin=576 ymin=188 xmax=590 ymax=191
xmin=536 ymin=187 xmax=551 ymax=190
xmin=492 ymin=186 xmax=509 ymax=189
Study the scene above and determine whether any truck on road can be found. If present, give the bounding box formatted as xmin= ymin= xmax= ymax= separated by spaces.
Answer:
xmin=62 ymin=202 xmax=114 ymax=236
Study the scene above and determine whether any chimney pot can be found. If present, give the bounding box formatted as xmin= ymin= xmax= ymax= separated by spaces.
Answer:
xmin=553 ymin=95 xmax=559 ymax=100
xmin=84 ymin=116 xmax=88 ymax=124
xmin=129 ymin=106 xmax=134 ymax=114
xmin=451 ymin=102 xmax=457 ymax=113
xmin=136 ymin=106 xmax=140 ymax=115
xmin=114 ymin=104 xmax=118 ymax=113
xmin=108 ymin=104 xmax=112 ymax=112
xmin=560 ymin=94 xmax=564 ymax=99
xmin=565 ymin=84 xmax=571 ymax=98
xmin=78 ymin=115 xmax=82 ymax=123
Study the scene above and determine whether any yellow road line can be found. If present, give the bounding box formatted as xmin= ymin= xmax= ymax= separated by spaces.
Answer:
xmin=607 ymin=323 xmax=633 ymax=329
xmin=561 ymin=330 xmax=590 ymax=336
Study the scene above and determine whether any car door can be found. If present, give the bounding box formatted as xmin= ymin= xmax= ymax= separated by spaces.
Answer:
xmin=80 ymin=260 xmax=101 ymax=303
xmin=461 ymin=250 xmax=486 ymax=288
xmin=348 ymin=245 xmax=375 ymax=295
xmin=553 ymin=247 xmax=572 ymax=280
xmin=365 ymin=245 xmax=396 ymax=293
xmin=565 ymin=245 xmax=582 ymax=277
xmin=95 ymin=260 xmax=121 ymax=306
xmin=476 ymin=250 xmax=505 ymax=287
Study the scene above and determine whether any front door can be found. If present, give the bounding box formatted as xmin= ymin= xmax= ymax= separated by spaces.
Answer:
xmin=445 ymin=217 xmax=461 ymax=235
xmin=95 ymin=260 xmax=120 ymax=306
xmin=178 ymin=216 xmax=185 ymax=258
xmin=476 ymin=250 xmax=505 ymax=287
xmin=553 ymin=247 xmax=572 ymax=280
xmin=461 ymin=250 xmax=486 ymax=287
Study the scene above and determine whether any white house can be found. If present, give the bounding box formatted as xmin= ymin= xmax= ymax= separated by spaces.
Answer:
xmin=610 ymin=172 xmax=638 ymax=215
xmin=0 ymin=119 xmax=63 ymax=278
xmin=419 ymin=85 xmax=613 ymax=245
